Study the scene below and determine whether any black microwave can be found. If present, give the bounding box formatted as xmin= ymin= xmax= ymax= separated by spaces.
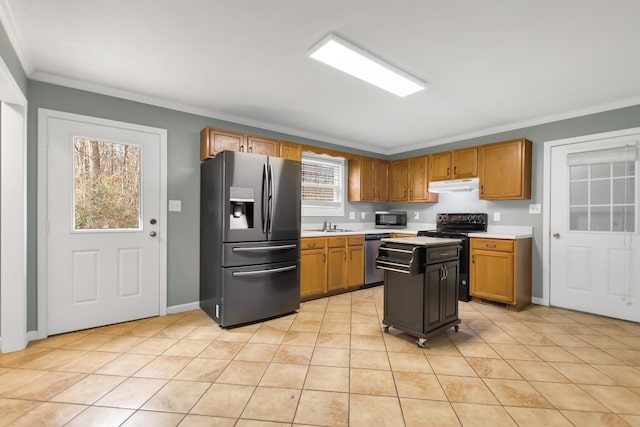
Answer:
xmin=375 ymin=211 xmax=407 ymax=228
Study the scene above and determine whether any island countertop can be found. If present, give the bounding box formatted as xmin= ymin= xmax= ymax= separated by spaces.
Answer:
xmin=380 ymin=236 xmax=462 ymax=246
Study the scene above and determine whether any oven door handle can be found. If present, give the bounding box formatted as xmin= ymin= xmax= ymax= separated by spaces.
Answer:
xmin=232 ymin=265 xmax=296 ymax=277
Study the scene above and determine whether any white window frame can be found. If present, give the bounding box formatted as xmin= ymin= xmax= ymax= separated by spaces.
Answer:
xmin=301 ymin=151 xmax=346 ymax=217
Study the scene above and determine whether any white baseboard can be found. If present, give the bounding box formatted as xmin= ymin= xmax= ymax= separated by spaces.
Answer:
xmin=0 ymin=331 xmax=40 ymax=352
xmin=531 ymin=297 xmax=548 ymax=306
xmin=167 ymin=301 xmax=200 ymax=314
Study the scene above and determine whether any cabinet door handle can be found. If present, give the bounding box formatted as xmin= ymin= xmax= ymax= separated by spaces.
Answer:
xmin=344 ymin=251 xmax=347 ymax=260
xmin=472 ymin=255 xmax=476 ymax=263
xmin=350 ymin=250 xmax=352 ymax=260
xmin=486 ymin=244 xmax=496 ymax=248
xmin=454 ymin=166 xmax=457 ymax=175
xmin=443 ymin=265 xmax=448 ymax=280
xmin=323 ymin=254 xmax=326 ymax=263
xmin=446 ymin=167 xmax=450 ymax=176
xmin=480 ymin=185 xmax=484 ymax=195
xmin=308 ymin=243 xmax=316 ymax=247
xmin=240 ymin=145 xmax=244 ymax=152
xmin=249 ymin=146 xmax=253 ymax=153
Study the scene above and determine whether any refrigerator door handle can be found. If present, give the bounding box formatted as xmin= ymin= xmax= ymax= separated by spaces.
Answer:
xmin=262 ymin=163 xmax=268 ymax=234
xmin=267 ymin=164 xmax=274 ymax=234
xmin=232 ymin=265 xmax=297 ymax=277
xmin=232 ymin=244 xmax=297 ymax=252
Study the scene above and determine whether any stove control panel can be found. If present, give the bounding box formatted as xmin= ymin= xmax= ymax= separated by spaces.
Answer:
xmin=436 ymin=213 xmax=488 ymax=225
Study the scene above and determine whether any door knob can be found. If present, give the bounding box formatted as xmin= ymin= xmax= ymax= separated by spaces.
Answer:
xmin=150 ymin=231 xmax=157 ymax=237
xmin=552 ymin=233 xmax=560 ymax=239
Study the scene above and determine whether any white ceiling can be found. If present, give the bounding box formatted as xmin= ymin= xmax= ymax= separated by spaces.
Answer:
xmin=4 ymin=0 xmax=640 ymax=154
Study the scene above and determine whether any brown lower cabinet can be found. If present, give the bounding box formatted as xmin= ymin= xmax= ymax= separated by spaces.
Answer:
xmin=469 ymin=237 xmax=532 ymax=311
xmin=300 ymin=235 xmax=365 ymax=301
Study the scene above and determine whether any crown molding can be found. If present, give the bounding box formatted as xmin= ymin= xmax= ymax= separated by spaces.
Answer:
xmin=386 ymin=95 xmax=640 ymax=155
xmin=0 ymin=0 xmax=33 ymax=75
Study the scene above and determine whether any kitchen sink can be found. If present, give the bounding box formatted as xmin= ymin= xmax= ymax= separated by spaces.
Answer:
xmin=304 ymin=228 xmax=356 ymax=233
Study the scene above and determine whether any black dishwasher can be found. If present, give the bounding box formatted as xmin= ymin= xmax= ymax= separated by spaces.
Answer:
xmin=377 ymin=241 xmax=461 ymax=347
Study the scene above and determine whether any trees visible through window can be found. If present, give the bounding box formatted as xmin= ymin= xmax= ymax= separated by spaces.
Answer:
xmin=73 ymin=137 xmax=141 ymax=230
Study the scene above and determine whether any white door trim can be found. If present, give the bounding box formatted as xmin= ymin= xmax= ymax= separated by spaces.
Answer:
xmin=37 ymin=109 xmax=167 ymax=339
xmin=0 ymin=60 xmax=27 ymax=352
xmin=542 ymin=126 xmax=640 ymax=308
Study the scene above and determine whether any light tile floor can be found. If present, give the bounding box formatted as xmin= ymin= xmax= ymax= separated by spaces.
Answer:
xmin=1 ymin=286 xmax=640 ymax=426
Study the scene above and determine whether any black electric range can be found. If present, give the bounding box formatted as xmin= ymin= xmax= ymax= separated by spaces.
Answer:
xmin=417 ymin=213 xmax=488 ymax=302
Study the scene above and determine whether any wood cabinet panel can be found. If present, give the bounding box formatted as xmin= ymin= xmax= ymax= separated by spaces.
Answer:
xmin=375 ymin=159 xmax=389 ymax=201
xmin=300 ymin=247 xmax=326 ymax=298
xmin=246 ymin=135 xmax=279 ymax=156
xmin=327 ymin=246 xmax=347 ymax=291
xmin=408 ymin=155 xmax=438 ymax=202
xmin=452 ymin=147 xmax=477 ymax=178
xmin=347 ymin=245 xmax=364 ymax=287
xmin=429 ymin=147 xmax=478 ymax=181
xmin=470 ymin=237 xmax=532 ymax=310
xmin=390 ymin=159 xmax=409 ymax=202
xmin=200 ymin=128 xmax=245 ymax=160
xmin=279 ymin=141 xmax=302 ymax=161
xmin=479 ymin=138 xmax=532 ymax=200
xmin=349 ymin=156 xmax=387 ymax=202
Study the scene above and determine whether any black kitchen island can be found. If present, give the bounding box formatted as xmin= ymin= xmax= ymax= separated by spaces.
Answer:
xmin=376 ymin=236 xmax=462 ymax=347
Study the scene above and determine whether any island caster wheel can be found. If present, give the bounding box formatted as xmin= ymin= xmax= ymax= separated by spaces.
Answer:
xmin=454 ymin=325 xmax=459 ymax=332
xmin=383 ymin=325 xmax=390 ymax=333
xmin=417 ymin=338 xmax=427 ymax=348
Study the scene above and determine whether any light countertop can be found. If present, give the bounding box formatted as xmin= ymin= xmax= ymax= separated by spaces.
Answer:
xmin=301 ymin=225 xmax=532 ymax=240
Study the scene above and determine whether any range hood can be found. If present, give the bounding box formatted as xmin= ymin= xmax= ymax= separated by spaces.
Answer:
xmin=428 ymin=177 xmax=479 ymax=193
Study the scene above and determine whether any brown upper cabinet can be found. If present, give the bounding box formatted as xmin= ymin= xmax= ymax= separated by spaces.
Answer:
xmin=245 ymin=135 xmax=279 ymax=156
xmin=390 ymin=156 xmax=438 ymax=203
xmin=200 ymin=127 xmax=279 ymax=160
xmin=408 ymin=155 xmax=438 ymax=202
xmin=279 ymin=141 xmax=302 ymax=161
xmin=390 ymin=159 xmax=409 ymax=202
xmin=429 ymin=147 xmax=478 ymax=181
xmin=349 ymin=156 xmax=388 ymax=202
xmin=200 ymin=127 xmax=245 ymax=160
xmin=478 ymin=138 xmax=532 ymax=200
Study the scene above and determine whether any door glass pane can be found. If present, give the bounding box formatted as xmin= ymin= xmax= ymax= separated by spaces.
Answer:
xmin=612 ymin=161 xmax=634 ymax=177
xmin=612 ymin=178 xmax=635 ymax=204
xmin=626 ymin=206 xmax=635 ymax=232
xmin=570 ymin=165 xmax=588 ymax=180
xmin=590 ymin=206 xmax=610 ymax=231
xmin=570 ymin=207 xmax=588 ymax=231
xmin=570 ymin=181 xmax=588 ymax=205
xmin=590 ymin=163 xmax=610 ymax=179
xmin=73 ymin=137 xmax=141 ymax=230
xmin=590 ymin=179 xmax=610 ymax=205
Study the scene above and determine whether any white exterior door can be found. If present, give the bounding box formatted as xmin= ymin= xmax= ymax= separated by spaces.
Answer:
xmin=44 ymin=111 xmax=165 ymax=335
xmin=549 ymin=135 xmax=639 ymax=322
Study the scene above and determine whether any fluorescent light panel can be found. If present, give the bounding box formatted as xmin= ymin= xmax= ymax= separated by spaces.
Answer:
xmin=309 ymin=34 xmax=425 ymax=97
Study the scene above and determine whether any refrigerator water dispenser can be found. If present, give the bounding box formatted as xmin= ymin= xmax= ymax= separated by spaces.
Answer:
xmin=229 ymin=187 xmax=254 ymax=229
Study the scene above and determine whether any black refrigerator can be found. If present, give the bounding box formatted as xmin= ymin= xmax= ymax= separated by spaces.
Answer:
xmin=200 ymin=150 xmax=301 ymax=327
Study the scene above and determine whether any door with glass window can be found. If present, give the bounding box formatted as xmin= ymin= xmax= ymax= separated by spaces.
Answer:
xmin=47 ymin=115 xmax=161 ymax=335
xmin=550 ymin=137 xmax=638 ymax=322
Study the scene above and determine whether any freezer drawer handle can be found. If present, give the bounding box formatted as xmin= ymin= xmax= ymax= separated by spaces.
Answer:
xmin=232 ymin=244 xmax=297 ymax=252
xmin=232 ymin=265 xmax=297 ymax=277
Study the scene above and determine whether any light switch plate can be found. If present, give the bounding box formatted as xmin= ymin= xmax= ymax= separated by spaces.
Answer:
xmin=493 ymin=212 xmax=501 ymax=222
xmin=414 ymin=211 xmax=420 ymax=220
xmin=529 ymin=204 xmax=542 ymax=214
xmin=168 ymin=200 xmax=182 ymax=212
xmin=361 ymin=212 xmax=366 ymax=219
xmin=349 ymin=211 xmax=355 ymax=220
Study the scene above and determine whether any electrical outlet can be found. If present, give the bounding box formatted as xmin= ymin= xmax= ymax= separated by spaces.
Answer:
xmin=168 ymin=200 xmax=182 ymax=212
xmin=529 ymin=204 xmax=541 ymax=214
xmin=493 ymin=212 xmax=501 ymax=222
xmin=361 ymin=212 xmax=366 ymax=220
xmin=414 ymin=211 xmax=420 ymax=220
xmin=349 ymin=211 xmax=355 ymax=220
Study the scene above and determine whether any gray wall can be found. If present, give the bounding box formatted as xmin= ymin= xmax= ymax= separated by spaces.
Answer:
xmin=25 ymin=81 xmax=382 ymax=330
xmin=0 ymin=22 xmax=27 ymax=95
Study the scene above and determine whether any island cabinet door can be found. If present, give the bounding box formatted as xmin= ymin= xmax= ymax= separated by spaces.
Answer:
xmin=383 ymin=271 xmax=424 ymax=334
xmin=441 ymin=260 xmax=459 ymax=325
xmin=424 ymin=264 xmax=443 ymax=332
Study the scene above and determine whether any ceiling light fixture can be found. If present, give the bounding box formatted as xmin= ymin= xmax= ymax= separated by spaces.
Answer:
xmin=309 ymin=33 xmax=425 ymax=97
